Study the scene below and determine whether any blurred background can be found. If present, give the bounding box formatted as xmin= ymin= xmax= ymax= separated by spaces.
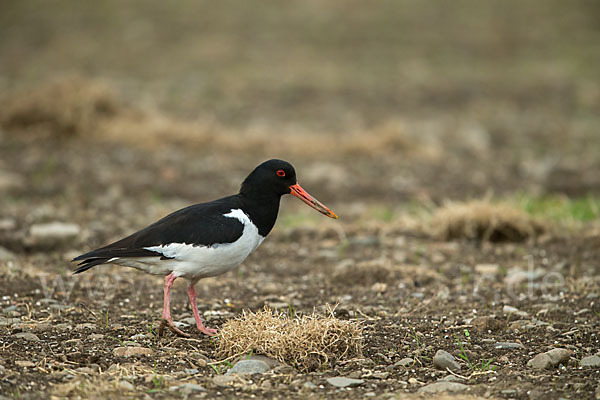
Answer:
xmin=0 ymin=0 xmax=599 ymax=236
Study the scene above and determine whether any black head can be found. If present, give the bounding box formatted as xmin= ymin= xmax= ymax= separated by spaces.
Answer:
xmin=240 ymin=159 xmax=297 ymax=197
xmin=240 ymin=159 xmax=337 ymax=219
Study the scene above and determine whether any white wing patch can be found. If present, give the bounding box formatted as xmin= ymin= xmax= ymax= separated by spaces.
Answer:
xmin=132 ymin=208 xmax=265 ymax=279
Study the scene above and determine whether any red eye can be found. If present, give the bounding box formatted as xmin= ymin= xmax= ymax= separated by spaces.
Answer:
xmin=276 ymin=169 xmax=286 ymax=177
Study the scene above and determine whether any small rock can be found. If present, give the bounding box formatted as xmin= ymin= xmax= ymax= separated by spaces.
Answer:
xmin=394 ymin=357 xmax=414 ymax=367
xmin=441 ymin=375 xmax=464 ymax=382
xmin=580 ymin=355 xmax=600 ymax=367
xmin=14 ymin=332 xmax=40 ymax=342
xmin=0 ymin=246 xmax=15 ymax=261
xmin=185 ymin=368 xmax=200 ymax=375
xmin=408 ymin=377 xmax=418 ymax=385
xmin=113 ymin=347 xmax=153 ymax=357
xmin=225 ymin=359 xmax=270 ymax=376
xmin=500 ymin=389 xmax=518 ymax=395
xmin=527 ymin=348 xmax=570 ymax=369
xmin=326 ymin=377 xmax=364 ymax=388
xmin=303 ymin=382 xmax=317 ymax=390
xmin=15 ymin=360 xmax=35 ymax=368
xmin=118 ymin=381 xmax=134 ymax=391
xmin=493 ymin=342 xmax=525 ymax=350
xmin=75 ymin=323 xmax=96 ymax=331
xmin=433 ymin=350 xmax=461 ymax=372
xmin=474 ymin=263 xmax=499 ymax=276
xmin=25 ymin=222 xmax=80 ymax=248
xmin=503 ymin=305 xmax=529 ymax=318
xmin=472 ymin=316 xmax=503 ymax=333
xmin=418 ymin=381 xmax=468 ymax=393
xmin=89 ymin=333 xmax=104 ymax=340
xmin=0 ymin=364 xmax=5 ymax=374
xmin=130 ymin=333 xmax=148 ymax=341
xmin=169 ymin=383 xmax=205 ymax=393
xmin=372 ymin=371 xmax=389 ymax=379
xmin=212 ymin=375 xmax=236 ymax=387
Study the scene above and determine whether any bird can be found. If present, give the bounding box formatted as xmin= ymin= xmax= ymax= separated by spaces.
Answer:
xmin=72 ymin=159 xmax=338 ymax=337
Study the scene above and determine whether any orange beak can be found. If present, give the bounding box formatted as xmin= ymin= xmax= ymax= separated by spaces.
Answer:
xmin=289 ymin=183 xmax=338 ymax=219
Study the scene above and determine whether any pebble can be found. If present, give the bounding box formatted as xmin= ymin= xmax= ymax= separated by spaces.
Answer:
xmin=493 ymin=342 xmax=525 ymax=350
xmin=441 ymin=375 xmax=464 ymax=382
xmin=89 ymin=333 xmax=105 ymax=340
xmin=185 ymin=368 xmax=200 ymax=375
xmin=75 ymin=323 xmax=96 ymax=331
xmin=118 ymin=381 xmax=134 ymax=391
xmin=326 ymin=377 xmax=364 ymax=388
xmin=25 ymin=222 xmax=80 ymax=248
xmin=418 ymin=381 xmax=468 ymax=393
xmin=303 ymin=382 xmax=317 ymax=390
xmin=503 ymin=305 xmax=529 ymax=318
xmin=14 ymin=332 xmax=40 ymax=342
xmin=15 ymin=360 xmax=35 ymax=368
xmin=212 ymin=375 xmax=236 ymax=387
xmin=225 ymin=360 xmax=270 ymax=376
xmin=0 ymin=246 xmax=15 ymax=261
xmin=527 ymin=348 xmax=570 ymax=369
xmin=433 ymin=349 xmax=461 ymax=372
xmin=580 ymin=355 xmax=600 ymax=367
xmin=113 ymin=346 xmax=153 ymax=357
xmin=0 ymin=364 xmax=5 ymax=374
xmin=169 ymin=383 xmax=206 ymax=393
xmin=394 ymin=357 xmax=414 ymax=367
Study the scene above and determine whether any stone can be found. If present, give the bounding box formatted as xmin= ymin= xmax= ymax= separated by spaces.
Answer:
xmin=433 ymin=350 xmax=461 ymax=372
xmin=493 ymin=342 xmax=525 ymax=350
xmin=169 ymin=383 xmax=205 ymax=393
xmin=418 ymin=382 xmax=468 ymax=393
xmin=225 ymin=359 xmax=270 ymax=376
xmin=303 ymin=382 xmax=317 ymax=389
xmin=212 ymin=375 xmax=236 ymax=387
xmin=75 ymin=323 xmax=96 ymax=331
xmin=394 ymin=357 xmax=414 ymax=367
xmin=472 ymin=316 xmax=503 ymax=333
xmin=185 ymin=368 xmax=200 ymax=375
xmin=546 ymin=348 xmax=570 ymax=365
xmin=503 ymin=305 xmax=529 ymax=318
xmin=14 ymin=332 xmax=40 ymax=342
xmin=89 ymin=333 xmax=105 ymax=340
xmin=113 ymin=347 xmax=153 ymax=357
xmin=326 ymin=377 xmax=364 ymax=388
xmin=0 ymin=247 xmax=15 ymax=261
xmin=15 ymin=360 xmax=35 ymax=368
xmin=580 ymin=355 xmax=600 ymax=367
xmin=118 ymin=381 xmax=134 ymax=391
xmin=527 ymin=348 xmax=570 ymax=369
xmin=25 ymin=222 xmax=80 ymax=248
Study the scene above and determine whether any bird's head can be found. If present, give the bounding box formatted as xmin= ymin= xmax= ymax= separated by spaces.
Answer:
xmin=240 ymin=159 xmax=338 ymax=219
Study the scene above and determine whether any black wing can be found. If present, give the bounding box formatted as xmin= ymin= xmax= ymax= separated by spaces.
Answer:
xmin=73 ymin=195 xmax=245 ymax=274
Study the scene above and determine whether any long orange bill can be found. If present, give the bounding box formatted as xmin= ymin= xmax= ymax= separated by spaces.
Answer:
xmin=289 ymin=183 xmax=338 ymax=219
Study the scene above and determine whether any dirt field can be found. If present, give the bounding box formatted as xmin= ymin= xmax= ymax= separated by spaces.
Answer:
xmin=1 ymin=1 xmax=599 ymax=399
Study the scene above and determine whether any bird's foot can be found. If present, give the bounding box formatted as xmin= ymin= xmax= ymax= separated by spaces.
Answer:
xmin=198 ymin=326 xmax=218 ymax=336
xmin=157 ymin=319 xmax=191 ymax=338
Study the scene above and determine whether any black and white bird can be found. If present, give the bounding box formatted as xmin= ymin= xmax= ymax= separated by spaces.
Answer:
xmin=72 ymin=159 xmax=337 ymax=337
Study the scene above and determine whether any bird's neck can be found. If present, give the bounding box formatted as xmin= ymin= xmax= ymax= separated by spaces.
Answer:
xmin=237 ymin=193 xmax=281 ymax=237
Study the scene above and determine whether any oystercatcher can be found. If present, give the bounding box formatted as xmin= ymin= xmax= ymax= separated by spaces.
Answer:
xmin=72 ymin=159 xmax=337 ymax=337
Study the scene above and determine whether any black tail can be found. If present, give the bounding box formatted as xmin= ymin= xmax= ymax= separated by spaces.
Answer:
xmin=73 ymin=257 xmax=111 ymax=274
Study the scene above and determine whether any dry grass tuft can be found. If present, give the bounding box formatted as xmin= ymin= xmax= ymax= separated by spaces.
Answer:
xmin=0 ymin=76 xmax=119 ymax=137
xmin=430 ymin=200 xmax=546 ymax=242
xmin=215 ymin=306 xmax=363 ymax=372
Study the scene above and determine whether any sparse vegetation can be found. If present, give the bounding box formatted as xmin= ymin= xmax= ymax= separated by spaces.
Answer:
xmin=215 ymin=306 xmax=363 ymax=372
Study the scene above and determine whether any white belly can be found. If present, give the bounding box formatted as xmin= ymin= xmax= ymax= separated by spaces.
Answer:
xmin=111 ymin=209 xmax=265 ymax=279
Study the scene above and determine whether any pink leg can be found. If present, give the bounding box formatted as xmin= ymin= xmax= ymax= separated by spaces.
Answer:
xmin=187 ymin=284 xmax=217 ymax=336
xmin=157 ymin=272 xmax=190 ymax=337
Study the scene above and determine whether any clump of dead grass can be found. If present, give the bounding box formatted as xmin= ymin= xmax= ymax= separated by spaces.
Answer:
xmin=430 ymin=200 xmax=546 ymax=242
xmin=0 ymin=76 xmax=118 ymax=137
xmin=215 ymin=306 xmax=363 ymax=372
